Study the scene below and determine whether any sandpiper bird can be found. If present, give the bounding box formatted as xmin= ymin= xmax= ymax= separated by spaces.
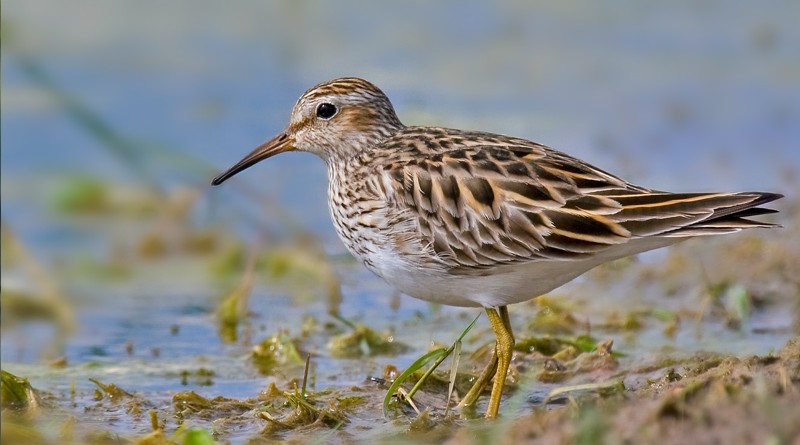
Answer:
xmin=212 ymin=77 xmax=782 ymax=418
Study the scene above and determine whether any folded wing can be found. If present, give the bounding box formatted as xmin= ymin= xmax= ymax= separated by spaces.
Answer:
xmin=378 ymin=128 xmax=782 ymax=273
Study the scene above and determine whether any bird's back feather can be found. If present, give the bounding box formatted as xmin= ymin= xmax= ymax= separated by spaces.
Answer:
xmin=372 ymin=127 xmax=782 ymax=275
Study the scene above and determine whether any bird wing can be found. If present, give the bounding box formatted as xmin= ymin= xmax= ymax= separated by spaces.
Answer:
xmin=376 ymin=127 xmax=781 ymax=274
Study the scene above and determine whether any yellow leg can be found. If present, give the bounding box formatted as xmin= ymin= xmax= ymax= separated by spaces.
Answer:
xmin=485 ymin=306 xmax=514 ymax=419
xmin=458 ymin=306 xmax=514 ymax=419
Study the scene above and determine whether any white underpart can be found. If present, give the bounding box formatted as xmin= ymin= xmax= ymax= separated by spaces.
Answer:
xmin=366 ymin=236 xmax=677 ymax=308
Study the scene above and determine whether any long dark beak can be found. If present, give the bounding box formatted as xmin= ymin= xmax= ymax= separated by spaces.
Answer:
xmin=211 ymin=132 xmax=294 ymax=185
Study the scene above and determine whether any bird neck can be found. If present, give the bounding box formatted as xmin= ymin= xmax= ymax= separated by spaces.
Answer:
xmin=321 ymin=121 xmax=405 ymax=166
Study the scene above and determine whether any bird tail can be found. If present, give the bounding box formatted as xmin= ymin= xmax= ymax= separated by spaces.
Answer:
xmin=607 ymin=191 xmax=784 ymax=238
xmin=662 ymin=192 xmax=783 ymax=237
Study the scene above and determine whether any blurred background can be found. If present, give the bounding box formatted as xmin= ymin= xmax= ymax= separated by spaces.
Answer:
xmin=2 ymin=0 xmax=798 ymax=441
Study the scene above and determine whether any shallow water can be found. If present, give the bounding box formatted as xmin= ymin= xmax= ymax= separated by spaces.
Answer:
xmin=2 ymin=1 xmax=798 ymax=443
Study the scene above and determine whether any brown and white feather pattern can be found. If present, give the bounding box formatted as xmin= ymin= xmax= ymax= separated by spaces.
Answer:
xmin=328 ymin=126 xmax=781 ymax=278
xmin=215 ymin=77 xmax=781 ymax=307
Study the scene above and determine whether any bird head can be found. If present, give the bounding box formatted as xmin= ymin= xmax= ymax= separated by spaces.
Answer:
xmin=212 ymin=77 xmax=403 ymax=185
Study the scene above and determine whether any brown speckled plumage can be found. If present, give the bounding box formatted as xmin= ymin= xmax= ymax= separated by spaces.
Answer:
xmin=212 ymin=77 xmax=782 ymax=418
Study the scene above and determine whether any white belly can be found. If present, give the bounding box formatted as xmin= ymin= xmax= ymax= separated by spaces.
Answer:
xmin=368 ymin=253 xmax=582 ymax=307
xmin=359 ymin=236 xmax=679 ymax=308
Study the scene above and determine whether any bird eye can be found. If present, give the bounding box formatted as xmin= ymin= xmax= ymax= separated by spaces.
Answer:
xmin=316 ymin=103 xmax=337 ymax=119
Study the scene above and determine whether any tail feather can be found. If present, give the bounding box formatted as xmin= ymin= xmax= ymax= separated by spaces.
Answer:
xmin=661 ymin=217 xmax=780 ymax=237
xmin=723 ymin=207 xmax=780 ymax=218
xmin=611 ymin=191 xmax=783 ymax=238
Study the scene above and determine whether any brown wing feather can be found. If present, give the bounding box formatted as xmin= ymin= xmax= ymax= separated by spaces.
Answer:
xmin=379 ymin=128 xmax=639 ymax=271
xmin=377 ymin=127 xmax=782 ymax=273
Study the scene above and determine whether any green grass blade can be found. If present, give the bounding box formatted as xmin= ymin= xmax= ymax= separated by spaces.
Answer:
xmin=457 ymin=313 xmax=481 ymax=343
xmin=382 ymin=313 xmax=481 ymax=417
xmin=406 ymin=313 xmax=480 ymax=401
xmin=445 ymin=337 xmax=462 ymax=415
xmin=382 ymin=347 xmax=448 ymax=418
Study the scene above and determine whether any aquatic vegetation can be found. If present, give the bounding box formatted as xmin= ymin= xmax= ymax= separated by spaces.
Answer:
xmin=251 ymin=331 xmax=304 ymax=375
xmin=89 ymin=378 xmax=133 ymax=402
xmin=384 ymin=315 xmax=479 ymax=416
xmin=327 ymin=324 xmax=409 ymax=358
xmin=260 ymin=243 xmax=342 ymax=307
xmin=1 ymin=224 xmax=74 ymax=359
xmin=1 ymin=370 xmax=41 ymax=412
xmin=528 ymin=295 xmax=583 ymax=335
xmin=216 ymin=245 xmax=258 ymax=343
